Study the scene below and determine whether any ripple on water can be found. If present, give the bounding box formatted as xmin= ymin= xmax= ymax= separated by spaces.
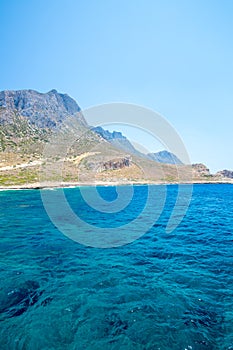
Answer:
xmin=0 ymin=184 xmax=232 ymax=349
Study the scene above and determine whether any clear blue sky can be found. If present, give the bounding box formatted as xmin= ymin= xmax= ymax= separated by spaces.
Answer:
xmin=1 ymin=0 xmax=233 ymax=172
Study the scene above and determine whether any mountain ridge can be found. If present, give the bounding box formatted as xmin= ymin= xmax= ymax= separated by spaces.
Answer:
xmin=0 ymin=88 xmax=232 ymax=186
xmin=147 ymin=150 xmax=183 ymax=165
xmin=0 ymin=89 xmax=86 ymax=128
xmin=93 ymin=126 xmax=146 ymax=157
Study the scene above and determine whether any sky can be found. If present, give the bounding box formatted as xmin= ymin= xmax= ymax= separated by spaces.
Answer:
xmin=1 ymin=0 xmax=233 ymax=172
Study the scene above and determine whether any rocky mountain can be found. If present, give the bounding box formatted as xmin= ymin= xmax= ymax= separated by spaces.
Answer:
xmin=86 ymin=155 xmax=132 ymax=172
xmin=192 ymin=163 xmax=211 ymax=177
xmin=215 ymin=169 xmax=233 ymax=179
xmin=147 ymin=150 xmax=183 ymax=165
xmin=93 ymin=128 xmax=184 ymax=166
xmin=93 ymin=126 xmax=143 ymax=156
xmin=0 ymin=89 xmax=141 ymax=185
xmin=0 ymin=88 xmax=232 ymax=186
xmin=0 ymin=89 xmax=90 ymax=154
xmin=0 ymin=89 xmax=86 ymax=128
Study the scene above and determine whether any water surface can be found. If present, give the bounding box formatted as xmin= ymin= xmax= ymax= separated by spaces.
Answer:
xmin=0 ymin=184 xmax=232 ymax=349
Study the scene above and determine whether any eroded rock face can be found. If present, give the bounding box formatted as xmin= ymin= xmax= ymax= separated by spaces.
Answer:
xmin=99 ymin=156 xmax=131 ymax=172
xmin=192 ymin=163 xmax=211 ymax=176
xmin=0 ymin=89 xmax=86 ymax=128
xmin=215 ymin=170 xmax=233 ymax=179
xmin=86 ymin=156 xmax=132 ymax=172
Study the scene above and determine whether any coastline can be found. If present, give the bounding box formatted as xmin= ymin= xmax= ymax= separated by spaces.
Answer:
xmin=0 ymin=179 xmax=233 ymax=191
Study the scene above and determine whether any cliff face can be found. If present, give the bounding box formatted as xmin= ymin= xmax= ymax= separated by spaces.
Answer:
xmin=85 ymin=156 xmax=132 ymax=172
xmin=216 ymin=170 xmax=233 ymax=179
xmin=99 ymin=156 xmax=131 ymax=172
xmin=192 ymin=163 xmax=211 ymax=177
xmin=0 ymin=89 xmax=86 ymax=128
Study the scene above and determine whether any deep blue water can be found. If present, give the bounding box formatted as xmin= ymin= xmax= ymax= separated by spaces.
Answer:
xmin=0 ymin=184 xmax=233 ymax=350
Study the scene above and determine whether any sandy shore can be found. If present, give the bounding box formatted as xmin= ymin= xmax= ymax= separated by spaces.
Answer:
xmin=0 ymin=179 xmax=233 ymax=190
xmin=0 ymin=181 xmax=161 ymax=190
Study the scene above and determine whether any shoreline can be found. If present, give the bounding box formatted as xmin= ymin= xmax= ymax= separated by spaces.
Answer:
xmin=0 ymin=180 xmax=233 ymax=191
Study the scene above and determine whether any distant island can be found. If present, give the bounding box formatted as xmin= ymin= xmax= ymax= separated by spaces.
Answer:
xmin=0 ymin=89 xmax=232 ymax=188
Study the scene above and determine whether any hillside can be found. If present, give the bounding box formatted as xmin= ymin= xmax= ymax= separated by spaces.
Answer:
xmin=0 ymin=89 xmax=87 ymax=154
xmin=0 ymin=89 xmax=86 ymax=128
xmin=0 ymin=89 xmax=232 ymax=187
xmin=93 ymin=126 xmax=145 ymax=157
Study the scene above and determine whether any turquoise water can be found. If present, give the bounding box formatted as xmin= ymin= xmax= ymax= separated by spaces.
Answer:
xmin=0 ymin=184 xmax=233 ymax=349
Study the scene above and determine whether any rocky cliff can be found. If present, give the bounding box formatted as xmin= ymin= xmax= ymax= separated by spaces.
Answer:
xmin=215 ymin=169 xmax=233 ymax=179
xmin=192 ymin=163 xmax=211 ymax=177
xmin=0 ymin=89 xmax=86 ymax=128
xmin=0 ymin=88 xmax=232 ymax=186
xmin=99 ymin=156 xmax=131 ymax=172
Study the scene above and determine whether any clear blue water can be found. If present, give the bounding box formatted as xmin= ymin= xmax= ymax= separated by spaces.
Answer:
xmin=0 ymin=184 xmax=233 ymax=350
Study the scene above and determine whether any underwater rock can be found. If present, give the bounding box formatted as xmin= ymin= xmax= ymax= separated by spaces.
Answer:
xmin=0 ymin=280 xmax=42 ymax=319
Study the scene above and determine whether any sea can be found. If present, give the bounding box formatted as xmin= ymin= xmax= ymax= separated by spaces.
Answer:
xmin=0 ymin=184 xmax=232 ymax=350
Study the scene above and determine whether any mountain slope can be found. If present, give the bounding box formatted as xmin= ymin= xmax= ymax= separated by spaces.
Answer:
xmin=93 ymin=126 xmax=145 ymax=156
xmin=0 ymin=88 xmax=231 ymax=186
xmin=147 ymin=150 xmax=183 ymax=165
xmin=215 ymin=169 xmax=233 ymax=179
xmin=0 ymin=89 xmax=142 ymax=185
xmin=93 ymin=128 xmax=185 ymax=166
xmin=0 ymin=89 xmax=86 ymax=128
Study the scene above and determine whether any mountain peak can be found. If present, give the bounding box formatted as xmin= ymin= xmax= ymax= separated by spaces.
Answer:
xmin=147 ymin=150 xmax=183 ymax=165
xmin=0 ymin=89 xmax=86 ymax=128
xmin=48 ymin=89 xmax=58 ymax=94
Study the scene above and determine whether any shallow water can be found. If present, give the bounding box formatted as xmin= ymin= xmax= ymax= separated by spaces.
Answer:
xmin=0 ymin=184 xmax=233 ymax=349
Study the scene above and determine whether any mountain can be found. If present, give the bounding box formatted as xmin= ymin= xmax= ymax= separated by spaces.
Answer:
xmin=0 ymin=89 xmax=86 ymax=128
xmin=215 ymin=169 xmax=233 ymax=179
xmin=192 ymin=163 xmax=211 ymax=177
xmin=92 ymin=126 xmax=144 ymax=156
xmin=0 ymin=89 xmax=142 ymax=185
xmin=147 ymin=150 xmax=183 ymax=165
xmin=93 ymin=128 xmax=184 ymax=166
xmin=0 ymin=89 xmax=89 ymax=154
xmin=0 ymin=88 xmax=232 ymax=187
